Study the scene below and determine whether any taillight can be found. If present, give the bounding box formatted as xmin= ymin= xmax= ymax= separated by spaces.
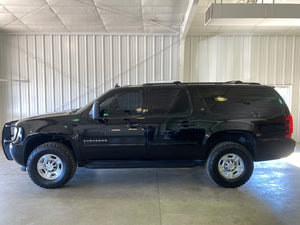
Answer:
xmin=285 ymin=113 xmax=293 ymax=138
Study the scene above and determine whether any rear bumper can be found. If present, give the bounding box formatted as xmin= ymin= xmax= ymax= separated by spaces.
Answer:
xmin=255 ymin=138 xmax=296 ymax=161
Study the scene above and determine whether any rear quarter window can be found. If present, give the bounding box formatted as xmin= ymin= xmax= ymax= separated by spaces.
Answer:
xmin=198 ymin=86 xmax=285 ymax=118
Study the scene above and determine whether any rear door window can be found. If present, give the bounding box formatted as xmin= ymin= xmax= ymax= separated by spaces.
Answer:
xmin=146 ymin=87 xmax=191 ymax=115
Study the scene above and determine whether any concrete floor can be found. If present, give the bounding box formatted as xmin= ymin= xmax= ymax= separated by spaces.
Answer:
xmin=0 ymin=147 xmax=300 ymax=225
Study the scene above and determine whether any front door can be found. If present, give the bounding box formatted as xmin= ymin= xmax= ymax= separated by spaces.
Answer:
xmin=80 ymin=88 xmax=147 ymax=160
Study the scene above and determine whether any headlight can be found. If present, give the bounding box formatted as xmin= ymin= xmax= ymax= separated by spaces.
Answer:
xmin=12 ymin=127 xmax=18 ymax=139
xmin=12 ymin=127 xmax=23 ymax=144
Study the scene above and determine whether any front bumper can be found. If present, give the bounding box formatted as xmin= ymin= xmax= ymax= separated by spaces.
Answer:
xmin=2 ymin=121 xmax=26 ymax=166
xmin=2 ymin=121 xmax=18 ymax=160
xmin=255 ymin=138 xmax=296 ymax=161
xmin=9 ymin=142 xmax=26 ymax=166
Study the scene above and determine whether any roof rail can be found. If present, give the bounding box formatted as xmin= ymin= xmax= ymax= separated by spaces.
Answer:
xmin=173 ymin=81 xmax=182 ymax=85
xmin=143 ymin=80 xmax=182 ymax=86
xmin=226 ymin=80 xmax=243 ymax=84
xmin=225 ymin=80 xmax=261 ymax=85
xmin=142 ymin=80 xmax=261 ymax=86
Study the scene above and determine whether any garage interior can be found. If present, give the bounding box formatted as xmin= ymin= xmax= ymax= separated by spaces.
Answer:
xmin=0 ymin=0 xmax=300 ymax=224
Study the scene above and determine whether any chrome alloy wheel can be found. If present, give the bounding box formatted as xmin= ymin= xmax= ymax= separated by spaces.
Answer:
xmin=218 ymin=153 xmax=245 ymax=179
xmin=37 ymin=154 xmax=64 ymax=180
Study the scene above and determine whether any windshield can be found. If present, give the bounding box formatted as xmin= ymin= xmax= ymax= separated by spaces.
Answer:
xmin=77 ymin=89 xmax=115 ymax=114
xmin=71 ymin=108 xmax=81 ymax=113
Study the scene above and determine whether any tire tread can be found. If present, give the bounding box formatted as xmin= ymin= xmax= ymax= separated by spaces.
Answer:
xmin=27 ymin=142 xmax=76 ymax=189
xmin=206 ymin=141 xmax=254 ymax=188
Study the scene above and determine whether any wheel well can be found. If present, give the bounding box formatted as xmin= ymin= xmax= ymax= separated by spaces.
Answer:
xmin=205 ymin=131 xmax=256 ymax=159
xmin=24 ymin=135 xmax=75 ymax=166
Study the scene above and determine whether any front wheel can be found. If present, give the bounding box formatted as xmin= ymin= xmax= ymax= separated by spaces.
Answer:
xmin=206 ymin=142 xmax=254 ymax=188
xmin=27 ymin=142 xmax=77 ymax=189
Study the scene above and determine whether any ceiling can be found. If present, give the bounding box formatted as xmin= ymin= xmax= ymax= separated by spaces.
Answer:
xmin=0 ymin=0 xmax=189 ymax=33
xmin=1 ymin=0 xmax=300 ymax=35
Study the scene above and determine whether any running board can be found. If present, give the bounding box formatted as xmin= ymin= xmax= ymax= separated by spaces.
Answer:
xmin=84 ymin=160 xmax=204 ymax=169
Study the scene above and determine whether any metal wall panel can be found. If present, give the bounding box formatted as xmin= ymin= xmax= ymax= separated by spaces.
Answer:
xmin=184 ymin=35 xmax=300 ymax=142
xmin=0 ymin=34 xmax=179 ymax=127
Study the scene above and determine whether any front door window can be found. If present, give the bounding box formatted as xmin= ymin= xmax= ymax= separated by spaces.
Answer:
xmin=100 ymin=90 xmax=142 ymax=117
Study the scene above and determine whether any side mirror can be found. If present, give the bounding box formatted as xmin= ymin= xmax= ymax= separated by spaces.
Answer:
xmin=90 ymin=102 xmax=100 ymax=120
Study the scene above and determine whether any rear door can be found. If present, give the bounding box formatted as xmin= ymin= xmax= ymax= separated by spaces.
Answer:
xmin=144 ymin=86 xmax=201 ymax=160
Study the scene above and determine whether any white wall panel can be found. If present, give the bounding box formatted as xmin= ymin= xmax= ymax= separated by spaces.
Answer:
xmin=0 ymin=34 xmax=179 ymax=127
xmin=184 ymin=35 xmax=300 ymax=142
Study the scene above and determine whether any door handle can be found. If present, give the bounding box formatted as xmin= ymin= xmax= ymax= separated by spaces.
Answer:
xmin=124 ymin=118 xmax=143 ymax=129
xmin=252 ymin=112 xmax=261 ymax=118
xmin=178 ymin=121 xmax=195 ymax=127
xmin=178 ymin=121 xmax=189 ymax=127
xmin=127 ymin=123 xmax=140 ymax=129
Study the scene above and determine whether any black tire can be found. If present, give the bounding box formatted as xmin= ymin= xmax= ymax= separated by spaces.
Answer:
xmin=206 ymin=142 xmax=254 ymax=188
xmin=27 ymin=142 xmax=77 ymax=189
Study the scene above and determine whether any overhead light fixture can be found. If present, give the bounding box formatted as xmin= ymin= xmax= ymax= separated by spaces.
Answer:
xmin=205 ymin=3 xmax=300 ymax=26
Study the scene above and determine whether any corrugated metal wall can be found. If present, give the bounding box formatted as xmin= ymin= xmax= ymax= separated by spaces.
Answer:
xmin=184 ymin=35 xmax=300 ymax=142
xmin=2 ymin=34 xmax=299 ymax=142
xmin=0 ymin=34 xmax=179 ymax=126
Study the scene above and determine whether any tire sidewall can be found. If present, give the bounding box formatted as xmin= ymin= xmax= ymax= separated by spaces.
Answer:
xmin=27 ymin=144 xmax=74 ymax=188
xmin=207 ymin=143 xmax=254 ymax=188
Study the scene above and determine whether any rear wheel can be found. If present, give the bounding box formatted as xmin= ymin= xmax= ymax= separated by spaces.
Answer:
xmin=27 ymin=142 xmax=77 ymax=189
xmin=206 ymin=142 xmax=254 ymax=188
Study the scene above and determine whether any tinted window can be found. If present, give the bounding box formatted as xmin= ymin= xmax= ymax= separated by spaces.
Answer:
xmin=100 ymin=90 xmax=142 ymax=117
xmin=228 ymin=87 xmax=284 ymax=116
xmin=198 ymin=86 xmax=284 ymax=117
xmin=187 ymin=86 xmax=207 ymax=113
xmin=147 ymin=88 xmax=191 ymax=115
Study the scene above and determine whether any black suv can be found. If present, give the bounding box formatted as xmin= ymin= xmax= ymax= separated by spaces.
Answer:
xmin=2 ymin=81 xmax=296 ymax=189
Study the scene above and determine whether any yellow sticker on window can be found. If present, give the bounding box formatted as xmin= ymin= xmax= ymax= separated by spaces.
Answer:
xmin=215 ymin=96 xmax=228 ymax=102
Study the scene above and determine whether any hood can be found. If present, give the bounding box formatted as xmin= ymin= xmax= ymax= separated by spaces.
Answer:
xmin=16 ymin=111 xmax=73 ymax=125
xmin=15 ymin=111 xmax=79 ymax=135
